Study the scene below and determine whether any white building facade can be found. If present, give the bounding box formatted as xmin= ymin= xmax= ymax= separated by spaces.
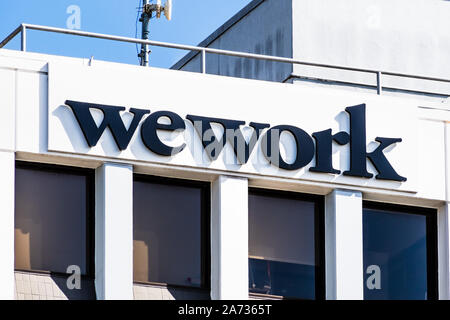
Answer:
xmin=0 ymin=47 xmax=448 ymax=300
xmin=0 ymin=0 xmax=449 ymax=301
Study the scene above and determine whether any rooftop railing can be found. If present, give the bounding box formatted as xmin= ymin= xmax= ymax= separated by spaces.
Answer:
xmin=1 ymin=23 xmax=450 ymax=97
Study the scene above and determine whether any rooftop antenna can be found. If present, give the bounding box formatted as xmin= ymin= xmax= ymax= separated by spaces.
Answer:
xmin=138 ymin=0 xmax=172 ymax=67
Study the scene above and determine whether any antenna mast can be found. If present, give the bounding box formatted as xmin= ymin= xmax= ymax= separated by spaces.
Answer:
xmin=138 ymin=0 xmax=172 ymax=67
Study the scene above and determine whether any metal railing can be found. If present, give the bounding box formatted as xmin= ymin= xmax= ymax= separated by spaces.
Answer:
xmin=1 ymin=23 xmax=450 ymax=96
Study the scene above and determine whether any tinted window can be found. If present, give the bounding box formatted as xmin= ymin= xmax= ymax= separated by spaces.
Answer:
xmin=248 ymin=189 xmax=324 ymax=299
xmin=133 ymin=175 xmax=209 ymax=288
xmin=15 ymin=162 xmax=93 ymax=275
xmin=363 ymin=203 xmax=437 ymax=300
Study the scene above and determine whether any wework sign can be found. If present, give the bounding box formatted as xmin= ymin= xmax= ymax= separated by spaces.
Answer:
xmin=65 ymin=100 xmax=406 ymax=182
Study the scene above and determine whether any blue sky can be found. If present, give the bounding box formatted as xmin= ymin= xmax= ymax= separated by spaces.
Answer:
xmin=0 ymin=0 xmax=252 ymax=68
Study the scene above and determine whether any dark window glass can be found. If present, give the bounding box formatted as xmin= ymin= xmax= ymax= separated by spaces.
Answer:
xmin=248 ymin=189 xmax=324 ymax=299
xmin=15 ymin=162 xmax=93 ymax=275
xmin=363 ymin=202 xmax=437 ymax=300
xmin=133 ymin=175 xmax=209 ymax=288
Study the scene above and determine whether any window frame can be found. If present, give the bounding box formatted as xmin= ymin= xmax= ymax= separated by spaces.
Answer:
xmin=363 ymin=200 xmax=439 ymax=300
xmin=248 ymin=187 xmax=325 ymax=300
xmin=14 ymin=160 xmax=95 ymax=279
xmin=132 ymin=173 xmax=211 ymax=291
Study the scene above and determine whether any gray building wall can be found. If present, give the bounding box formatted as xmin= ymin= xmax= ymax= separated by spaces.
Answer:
xmin=173 ymin=0 xmax=450 ymax=100
xmin=172 ymin=0 xmax=293 ymax=83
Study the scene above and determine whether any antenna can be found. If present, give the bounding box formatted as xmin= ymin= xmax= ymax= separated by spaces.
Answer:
xmin=138 ymin=0 xmax=173 ymax=66
xmin=164 ymin=0 xmax=172 ymax=21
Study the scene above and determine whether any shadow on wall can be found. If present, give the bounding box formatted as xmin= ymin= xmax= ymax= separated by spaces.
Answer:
xmin=166 ymin=286 xmax=211 ymax=300
xmin=50 ymin=274 xmax=96 ymax=300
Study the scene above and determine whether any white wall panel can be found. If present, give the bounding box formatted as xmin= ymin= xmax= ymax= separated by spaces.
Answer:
xmin=95 ymin=163 xmax=134 ymax=300
xmin=46 ymin=61 xmax=421 ymax=196
xmin=0 ymin=68 xmax=15 ymax=151
xmin=211 ymin=176 xmax=248 ymax=300
xmin=15 ymin=71 xmax=47 ymax=153
xmin=325 ymin=189 xmax=363 ymax=300
xmin=0 ymin=152 xmax=15 ymax=299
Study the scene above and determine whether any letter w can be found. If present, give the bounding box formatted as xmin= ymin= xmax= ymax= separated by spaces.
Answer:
xmin=65 ymin=100 xmax=150 ymax=151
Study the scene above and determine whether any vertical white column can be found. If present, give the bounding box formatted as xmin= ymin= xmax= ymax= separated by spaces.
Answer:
xmin=438 ymin=204 xmax=450 ymax=300
xmin=0 ymin=69 xmax=16 ymax=299
xmin=439 ymin=121 xmax=450 ymax=299
xmin=325 ymin=189 xmax=363 ymax=300
xmin=211 ymin=175 xmax=248 ymax=300
xmin=0 ymin=152 xmax=15 ymax=300
xmin=95 ymin=163 xmax=133 ymax=300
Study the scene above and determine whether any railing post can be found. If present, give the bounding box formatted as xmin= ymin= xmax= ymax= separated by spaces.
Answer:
xmin=201 ymin=49 xmax=206 ymax=74
xmin=376 ymin=71 xmax=382 ymax=95
xmin=20 ymin=25 xmax=26 ymax=52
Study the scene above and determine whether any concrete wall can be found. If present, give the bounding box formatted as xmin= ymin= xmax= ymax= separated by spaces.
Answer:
xmin=175 ymin=0 xmax=293 ymax=82
xmin=291 ymin=0 xmax=450 ymax=97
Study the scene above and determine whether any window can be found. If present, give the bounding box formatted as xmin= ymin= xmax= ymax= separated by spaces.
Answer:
xmin=363 ymin=202 xmax=438 ymax=300
xmin=133 ymin=175 xmax=210 ymax=288
xmin=248 ymin=188 xmax=324 ymax=299
xmin=14 ymin=161 xmax=94 ymax=275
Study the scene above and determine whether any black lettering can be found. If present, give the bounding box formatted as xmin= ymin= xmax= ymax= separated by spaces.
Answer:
xmin=261 ymin=125 xmax=315 ymax=170
xmin=186 ymin=115 xmax=269 ymax=163
xmin=65 ymin=100 xmax=149 ymax=151
xmin=310 ymin=129 xmax=350 ymax=174
xmin=343 ymin=104 xmax=406 ymax=181
xmin=141 ymin=111 xmax=186 ymax=156
xmin=367 ymin=137 xmax=406 ymax=181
